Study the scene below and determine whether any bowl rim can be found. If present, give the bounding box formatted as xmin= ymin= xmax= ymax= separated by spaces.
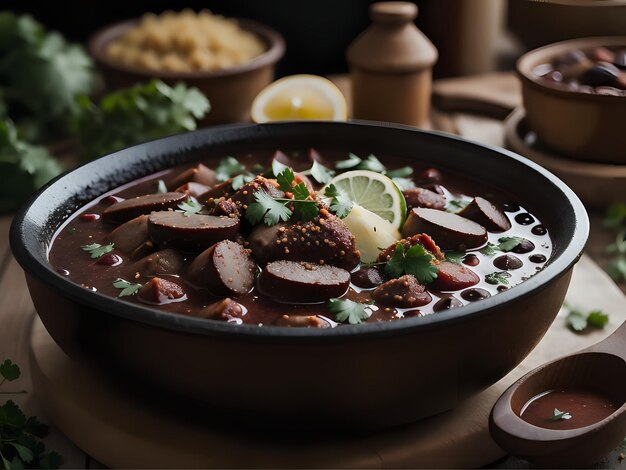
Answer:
xmin=87 ymin=16 xmax=286 ymax=79
xmin=10 ymin=121 xmax=589 ymax=341
xmin=516 ymin=35 xmax=626 ymax=102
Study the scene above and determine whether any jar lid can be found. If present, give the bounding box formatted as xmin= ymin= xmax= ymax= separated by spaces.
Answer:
xmin=347 ymin=2 xmax=438 ymax=73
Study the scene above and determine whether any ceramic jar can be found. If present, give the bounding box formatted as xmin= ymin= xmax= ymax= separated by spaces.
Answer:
xmin=347 ymin=2 xmax=438 ymax=127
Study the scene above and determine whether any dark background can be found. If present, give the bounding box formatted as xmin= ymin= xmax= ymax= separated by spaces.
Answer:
xmin=2 ymin=1 xmax=457 ymax=77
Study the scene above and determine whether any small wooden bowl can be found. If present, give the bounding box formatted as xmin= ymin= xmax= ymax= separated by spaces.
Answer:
xmin=504 ymin=107 xmax=626 ymax=210
xmin=516 ymin=36 xmax=626 ymax=164
xmin=88 ymin=18 xmax=285 ymax=125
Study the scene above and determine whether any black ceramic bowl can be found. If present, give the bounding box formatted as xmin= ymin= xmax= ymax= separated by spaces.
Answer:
xmin=10 ymin=122 xmax=588 ymax=430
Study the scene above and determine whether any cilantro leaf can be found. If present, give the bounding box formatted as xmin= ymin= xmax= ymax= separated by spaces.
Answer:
xmin=276 ymin=167 xmax=296 ymax=193
xmin=565 ymin=305 xmax=609 ymax=333
xmin=480 ymin=242 xmax=497 ymax=257
xmin=74 ymin=80 xmax=210 ymax=160
xmin=293 ymin=200 xmax=320 ymax=221
xmin=485 ymin=271 xmax=511 ymax=285
xmin=546 ymin=408 xmax=572 ymax=422
xmin=323 ymin=184 xmax=340 ymax=198
xmin=81 ymin=243 xmax=114 ymax=259
xmin=445 ymin=251 xmax=464 ymax=264
xmin=8 ymin=443 xmax=34 ymax=463
xmin=215 ymin=156 xmax=245 ymax=182
xmin=385 ymin=243 xmax=439 ymax=284
xmin=245 ymin=191 xmax=292 ymax=227
xmin=112 ymin=278 xmax=142 ymax=297
xmin=327 ymin=298 xmax=370 ymax=325
xmin=0 ymin=360 xmax=20 ymax=382
xmin=156 ymin=179 xmax=167 ymax=194
xmin=566 ymin=310 xmax=587 ymax=332
xmin=231 ymin=173 xmax=255 ymax=190
xmin=323 ymin=184 xmax=353 ymax=219
xmin=176 ymin=199 xmax=203 ymax=217
xmin=497 ymin=236 xmax=524 ymax=252
xmin=335 ymin=153 xmax=362 ymax=170
xmin=384 ymin=166 xmax=413 ymax=178
xmin=271 ymin=159 xmax=288 ymax=177
xmin=586 ymin=310 xmax=609 ymax=328
xmin=309 ymin=160 xmax=335 ymax=184
xmin=391 ymin=177 xmax=416 ymax=190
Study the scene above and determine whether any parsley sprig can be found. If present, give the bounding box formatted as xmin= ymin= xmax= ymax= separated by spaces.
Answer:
xmin=112 ymin=278 xmax=142 ymax=297
xmin=546 ymin=408 xmax=572 ymax=422
xmin=176 ymin=199 xmax=203 ymax=217
xmin=81 ymin=243 xmax=114 ymax=259
xmin=323 ymin=184 xmax=353 ymax=219
xmin=563 ymin=303 xmax=609 ymax=333
xmin=327 ymin=299 xmax=370 ymax=325
xmin=0 ymin=359 xmax=63 ymax=469
xmin=385 ymin=243 xmax=439 ymax=284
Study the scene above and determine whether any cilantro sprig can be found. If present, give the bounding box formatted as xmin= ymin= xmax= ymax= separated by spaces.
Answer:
xmin=480 ymin=237 xmax=525 ymax=257
xmin=176 ymin=199 xmax=203 ymax=217
xmin=112 ymin=278 xmax=142 ymax=297
xmin=245 ymin=192 xmax=293 ymax=226
xmin=327 ymin=299 xmax=370 ymax=325
xmin=563 ymin=303 xmax=609 ymax=333
xmin=81 ymin=242 xmax=114 ymax=259
xmin=385 ymin=243 xmax=439 ymax=284
xmin=546 ymin=408 xmax=572 ymax=422
xmin=323 ymin=184 xmax=353 ymax=219
xmin=0 ymin=359 xmax=63 ymax=469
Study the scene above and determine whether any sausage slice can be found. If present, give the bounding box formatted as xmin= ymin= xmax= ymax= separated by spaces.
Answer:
xmin=198 ymin=298 xmax=246 ymax=321
xmin=258 ymin=261 xmax=350 ymax=303
xmin=175 ymin=182 xmax=211 ymax=198
xmin=430 ymin=261 xmax=479 ymax=291
xmin=102 ymin=192 xmax=187 ymax=224
xmin=137 ymin=277 xmax=186 ymax=305
xmin=198 ymin=180 xmax=234 ymax=205
xmin=148 ymin=211 xmax=239 ymax=251
xmin=131 ymin=249 xmax=185 ymax=278
xmin=402 ymin=208 xmax=487 ymax=250
xmin=166 ymin=163 xmax=218 ymax=189
xmin=371 ymin=275 xmax=432 ymax=308
xmin=187 ymin=240 xmax=256 ymax=296
xmin=403 ymin=187 xmax=446 ymax=211
xmin=458 ymin=197 xmax=511 ymax=232
xmin=276 ymin=315 xmax=331 ymax=328
xmin=106 ymin=215 xmax=149 ymax=253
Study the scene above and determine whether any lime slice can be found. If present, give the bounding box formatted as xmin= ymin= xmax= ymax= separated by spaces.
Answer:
xmin=323 ymin=170 xmax=407 ymax=228
xmin=342 ymin=204 xmax=400 ymax=262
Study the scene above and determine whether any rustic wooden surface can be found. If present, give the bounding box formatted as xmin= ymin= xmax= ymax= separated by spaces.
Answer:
xmin=1 ymin=72 xmax=624 ymax=468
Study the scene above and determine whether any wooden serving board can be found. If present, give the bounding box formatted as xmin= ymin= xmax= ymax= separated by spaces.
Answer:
xmin=28 ymin=255 xmax=626 ymax=469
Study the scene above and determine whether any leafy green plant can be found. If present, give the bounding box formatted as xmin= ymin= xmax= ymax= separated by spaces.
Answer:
xmin=604 ymin=203 xmax=626 ymax=282
xmin=327 ymin=299 xmax=370 ymax=325
xmin=0 ymin=12 xmax=94 ymax=142
xmin=563 ymin=303 xmax=609 ymax=333
xmin=0 ymin=359 xmax=62 ymax=469
xmin=0 ymin=120 xmax=63 ymax=212
xmin=74 ymin=79 xmax=210 ymax=160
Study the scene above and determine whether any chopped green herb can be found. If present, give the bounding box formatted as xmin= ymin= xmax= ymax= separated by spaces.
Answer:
xmin=485 ymin=271 xmax=511 ymax=285
xmin=385 ymin=243 xmax=439 ymax=284
xmin=546 ymin=408 xmax=572 ymax=422
xmin=391 ymin=177 xmax=416 ymax=191
xmin=445 ymin=251 xmax=464 ymax=264
xmin=156 ymin=179 xmax=167 ymax=193
xmin=271 ymin=158 xmax=288 ymax=177
xmin=564 ymin=304 xmax=609 ymax=333
xmin=480 ymin=242 xmax=497 ymax=257
xmin=335 ymin=153 xmax=385 ymax=172
xmin=81 ymin=242 xmax=114 ymax=259
xmin=308 ymin=160 xmax=335 ymax=184
xmin=327 ymin=298 xmax=370 ymax=325
xmin=497 ymin=236 xmax=524 ymax=252
xmin=384 ymin=166 xmax=413 ymax=178
xmin=231 ymin=173 xmax=255 ymax=190
xmin=324 ymin=184 xmax=353 ymax=219
xmin=335 ymin=153 xmax=362 ymax=170
xmin=0 ymin=360 xmax=20 ymax=382
xmin=245 ymin=191 xmax=293 ymax=226
xmin=112 ymin=278 xmax=142 ymax=297
xmin=215 ymin=156 xmax=245 ymax=182
xmin=176 ymin=199 xmax=203 ymax=217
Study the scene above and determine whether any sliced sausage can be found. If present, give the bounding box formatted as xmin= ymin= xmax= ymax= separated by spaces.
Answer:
xmin=403 ymin=187 xmax=446 ymax=211
xmin=102 ymin=192 xmax=187 ymax=224
xmin=371 ymin=275 xmax=432 ymax=308
xmin=131 ymin=249 xmax=185 ymax=278
xmin=198 ymin=180 xmax=234 ymax=205
xmin=276 ymin=315 xmax=331 ymax=328
xmin=166 ymin=163 xmax=218 ymax=189
xmin=137 ymin=277 xmax=186 ymax=305
xmin=430 ymin=261 xmax=479 ymax=291
xmin=458 ymin=197 xmax=511 ymax=232
xmin=377 ymin=233 xmax=444 ymax=263
xmin=258 ymin=261 xmax=350 ymax=303
xmin=105 ymin=215 xmax=149 ymax=253
xmin=211 ymin=176 xmax=284 ymax=218
xmin=187 ymin=240 xmax=256 ymax=296
xmin=175 ymin=182 xmax=211 ymax=198
xmin=148 ymin=211 xmax=239 ymax=251
xmin=402 ymin=208 xmax=487 ymax=250
xmin=198 ymin=298 xmax=246 ymax=321
xmin=351 ymin=267 xmax=384 ymax=288
xmin=248 ymin=210 xmax=360 ymax=270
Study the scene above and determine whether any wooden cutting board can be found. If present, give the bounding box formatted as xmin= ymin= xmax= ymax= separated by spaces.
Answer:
xmin=29 ymin=255 xmax=626 ymax=469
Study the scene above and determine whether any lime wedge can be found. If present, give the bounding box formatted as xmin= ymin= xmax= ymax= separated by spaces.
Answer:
xmin=323 ymin=170 xmax=407 ymax=228
xmin=342 ymin=204 xmax=401 ymax=262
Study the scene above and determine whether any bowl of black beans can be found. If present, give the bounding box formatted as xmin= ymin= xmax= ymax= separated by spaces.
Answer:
xmin=517 ymin=36 xmax=626 ymax=164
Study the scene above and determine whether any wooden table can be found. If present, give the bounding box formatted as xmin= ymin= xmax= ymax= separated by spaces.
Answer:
xmin=1 ymin=72 xmax=624 ymax=468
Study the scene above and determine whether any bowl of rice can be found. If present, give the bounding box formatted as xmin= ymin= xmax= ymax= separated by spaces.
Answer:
xmin=88 ymin=9 xmax=285 ymax=124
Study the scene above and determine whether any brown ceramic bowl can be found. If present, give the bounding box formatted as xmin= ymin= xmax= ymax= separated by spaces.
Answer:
xmin=517 ymin=36 xmax=626 ymax=164
xmin=10 ymin=121 xmax=588 ymax=431
xmin=88 ymin=17 xmax=285 ymax=125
